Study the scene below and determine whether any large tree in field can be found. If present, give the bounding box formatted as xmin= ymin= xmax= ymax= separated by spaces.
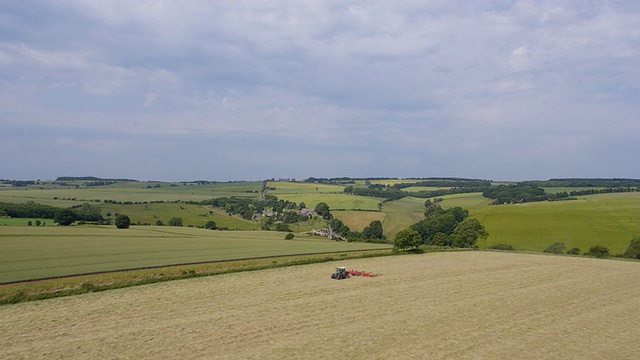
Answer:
xmin=314 ymin=202 xmax=331 ymax=220
xmin=114 ymin=214 xmax=131 ymax=229
xmin=53 ymin=209 xmax=76 ymax=226
xmin=450 ymin=218 xmax=488 ymax=248
xmin=393 ymin=229 xmax=421 ymax=251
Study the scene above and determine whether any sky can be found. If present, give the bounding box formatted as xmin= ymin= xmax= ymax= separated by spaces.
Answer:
xmin=1 ymin=1 xmax=639 ymax=182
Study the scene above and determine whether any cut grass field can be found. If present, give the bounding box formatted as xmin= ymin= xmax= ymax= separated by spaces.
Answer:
xmin=1 ymin=252 xmax=637 ymax=359
xmin=331 ymin=210 xmax=386 ymax=232
xmin=0 ymin=226 xmax=390 ymax=283
xmin=441 ymin=192 xmax=640 ymax=254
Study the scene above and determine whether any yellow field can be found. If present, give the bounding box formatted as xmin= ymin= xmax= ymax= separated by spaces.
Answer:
xmin=331 ymin=210 xmax=386 ymax=231
xmin=2 ymin=252 xmax=638 ymax=359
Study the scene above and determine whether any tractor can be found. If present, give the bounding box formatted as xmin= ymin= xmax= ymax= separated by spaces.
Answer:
xmin=331 ymin=266 xmax=349 ymax=280
xmin=331 ymin=266 xmax=376 ymax=280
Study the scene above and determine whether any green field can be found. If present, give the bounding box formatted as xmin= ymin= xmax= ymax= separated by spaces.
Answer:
xmin=0 ymin=226 xmax=390 ymax=283
xmin=440 ymin=192 xmax=640 ymax=254
xmin=379 ymin=197 xmax=427 ymax=236
xmin=0 ymin=181 xmax=262 ymax=206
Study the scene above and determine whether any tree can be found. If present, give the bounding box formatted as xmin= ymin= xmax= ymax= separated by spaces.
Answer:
xmin=204 ymin=220 xmax=217 ymax=230
xmin=35 ymin=219 xmax=41 ymax=226
xmin=314 ymin=202 xmax=331 ymax=220
xmin=623 ymin=238 xmax=640 ymax=259
xmin=114 ymin=214 xmax=131 ymax=229
xmin=168 ymin=217 xmax=183 ymax=227
xmin=450 ymin=218 xmax=488 ymax=248
xmin=298 ymin=202 xmax=306 ymax=210
xmin=566 ymin=247 xmax=580 ymax=255
xmin=155 ymin=220 xmax=164 ymax=226
xmin=361 ymin=220 xmax=384 ymax=241
xmin=393 ymin=229 xmax=421 ymax=251
xmin=54 ymin=209 xmax=76 ymax=226
xmin=27 ymin=221 xmax=32 ymax=226
xmin=285 ymin=232 xmax=295 ymax=240
xmin=543 ymin=242 xmax=566 ymax=254
xmin=586 ymin=245 xmax=609 ymax=258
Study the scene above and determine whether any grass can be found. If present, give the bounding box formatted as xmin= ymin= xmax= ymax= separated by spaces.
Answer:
xmin=0 ymin=226 xmax=390 ymax=283
xmin=441 ymin=192 xmax=640 ymax=254
xmin=0 ymin=181 xmax=262 ymax=206
xmin=273 ymin=193 xmax=383 ymax=211
xmin=332 ymin=210 xmax=386 ymax=232
xmin=2 ymin=252 xmax=637 ymax=359
xmin=380 ymin=197 xmax=427 ymax=236
xmin=98 ymin=203 xmax=259 ymax=229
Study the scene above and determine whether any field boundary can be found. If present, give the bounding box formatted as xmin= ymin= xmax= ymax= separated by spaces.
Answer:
xmin=0 ymin=248 xmax=390 ymax=286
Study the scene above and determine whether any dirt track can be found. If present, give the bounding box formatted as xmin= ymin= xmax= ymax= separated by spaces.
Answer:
xmin=1 ymin=252 xmax=639 ymax=359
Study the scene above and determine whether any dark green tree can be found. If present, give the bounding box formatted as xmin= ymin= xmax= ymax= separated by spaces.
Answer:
xmin=586 ymin=245 xmax=609 ymax=258
xmin=114 ymin=214 xmax=131 ymax=229
xmin=314 ymin=202 xmax=331 ymax=220
xmin=566 ymin=247 xmax=580 ymax=255
xmin=204 ymin=220 xmax=217 ymax=230
xmin=393 ymin=229 xmax=421 ymax=251
xmin=168 ymin=217 xmax=183 ymax=227
xmin=623 ymin=238 xmax=640 ymax=259
xmin=543 ymin=242 xmax=566 ymax=254
xmin=361 ymin=220 xmax=383 ymax=240
xmin=450 ymin=218 xmax=488 ymax=248
xmin=53 ymin=209 xmax=76 ymax=226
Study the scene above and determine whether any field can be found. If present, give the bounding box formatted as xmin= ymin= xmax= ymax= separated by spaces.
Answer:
xmin=331 ymin=210 xmax=386 ymax=232
xmin=439 ymin=192 xmax=640 ymax=254
xmin=0 ymin=226 xmax=389 ymax=283
xmin=0 ymin=181 xmax=262 ymax=206
xmin=1 ymin=252 xmax=638 ymax=359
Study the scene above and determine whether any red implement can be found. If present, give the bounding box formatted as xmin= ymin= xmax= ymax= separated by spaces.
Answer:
xmin=347 ymin=269 xmax=376 ymax=277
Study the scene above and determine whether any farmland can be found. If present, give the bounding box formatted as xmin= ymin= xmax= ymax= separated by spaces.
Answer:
xmin=439 ymin=192 xmax=640 ymax=254
xmin=1 ymin=252 xmax=638 ymax=359
xmin=0 ymin=226 xmax=389 ymax=283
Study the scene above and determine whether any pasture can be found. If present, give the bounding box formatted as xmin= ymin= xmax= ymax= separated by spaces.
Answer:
xmin=0 ymin=181 xmax=262 ymax=206
xmin=441 ymin=192 xmax=640 ymax=254
xmin=1 ymin=252 xmax=637 ymax=359
xmin=0 ymin=226 xmax=389 ymax=283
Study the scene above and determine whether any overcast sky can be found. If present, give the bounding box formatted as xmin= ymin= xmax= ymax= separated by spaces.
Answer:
xmin=1 ymin=1 xmax=639 ymax=181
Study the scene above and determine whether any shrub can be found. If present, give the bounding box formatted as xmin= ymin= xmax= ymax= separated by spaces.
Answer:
xmin=543 ymin=242 xmax=566 ymax=254
xmin=585 ymin=245 xmax=610 ymax=258
xmin=566 ymin=247 xmax=580 ymax=255
xmin=623 ymin=238 xmax=640 ymax=259
xmin=155 ymin=220 xmax=164 ymax=226
xmin=285 ymin=233 xmax=295 ymax=240
xmin=114 ymin=214 xmax=131 ymax=229
xmin=204 ymin=220 xmax=217 ymax=230
xmin=168 ymin=217 xmax=183 ymax=227
xmin=487 ymin=243 xmax=515 ymax=251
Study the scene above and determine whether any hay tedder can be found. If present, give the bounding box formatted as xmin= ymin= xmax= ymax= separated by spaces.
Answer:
xmin=330 ymin=266 xmax=376 ymax=280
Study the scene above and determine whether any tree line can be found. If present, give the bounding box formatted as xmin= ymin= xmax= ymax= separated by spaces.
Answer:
xmin=0 ymin=202 xmax=105 ymax=225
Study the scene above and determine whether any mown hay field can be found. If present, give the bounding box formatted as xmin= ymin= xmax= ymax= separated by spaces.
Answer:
xmin=0 ymin=226 xmax=389 ymax=283
xmin=1 ymin=252 xmax=638 ymax=359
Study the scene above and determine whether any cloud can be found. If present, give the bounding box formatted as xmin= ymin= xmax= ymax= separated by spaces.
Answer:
xmin=1 ymin=0 xmax=639 ymax=180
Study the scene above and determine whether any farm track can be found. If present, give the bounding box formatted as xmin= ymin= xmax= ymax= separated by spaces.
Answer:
xmin=1 ymin=251 xmax=638 ymax=359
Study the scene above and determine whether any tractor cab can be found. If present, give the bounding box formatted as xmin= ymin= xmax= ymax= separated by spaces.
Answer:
xmin=331 ymin=266 xmax=348 ymax=280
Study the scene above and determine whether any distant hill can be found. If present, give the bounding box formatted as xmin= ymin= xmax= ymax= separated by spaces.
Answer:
xmin=55 ymin=176 xmax=139 ymax=182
